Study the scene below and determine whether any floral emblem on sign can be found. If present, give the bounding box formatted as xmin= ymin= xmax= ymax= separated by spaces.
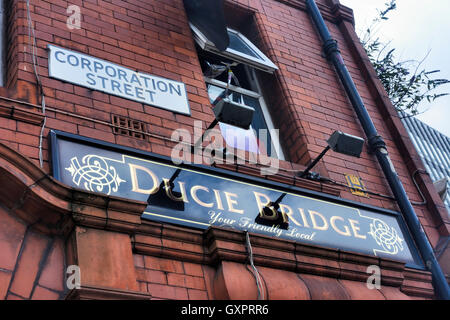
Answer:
xmin=369 ymin=218 xmax=404 ymax=255
xmin=65 ymin=155 xmax=125 ymax=196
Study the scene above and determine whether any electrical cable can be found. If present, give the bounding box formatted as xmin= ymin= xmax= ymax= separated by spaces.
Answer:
xmin=25 ymin=0 xmax=46 ymax=168
xmin=245 ymin=231 xmax=265 ymax=300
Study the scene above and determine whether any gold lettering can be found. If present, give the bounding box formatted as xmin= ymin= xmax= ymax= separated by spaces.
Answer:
xmin=349 ymin=219 xmax=366 ymax=239
xmin=224 ymin=192 xmax=244 ymax=214
xmin=129 ymin=163 xmax=159 ymax=195
xmin=330 ymin=216 xmax=351 ymax=237
xmin=213 ymin=189 xmax=224 ymax=210
xmin=298 ymin=208 xmax=310 ymax=228
xmin=279 ymin=203 xmax=298 ymax=225
xmin=254 ymin=192 xmax=270 ymax=211
xmin=191 ymin=185 xmax=214 ymax=208
xmin=254 ymin=192 xmax=277 ymax=220
xmin=163 ymin=179 xmax=189 ymax=203
xmin=309 ymin=210 xmax=329 ymax=231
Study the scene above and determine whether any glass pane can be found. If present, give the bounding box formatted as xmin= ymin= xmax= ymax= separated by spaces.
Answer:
xmin=227 ymin=31 xmax=261 ymax=59
xmin=241 ymin=94 xmax=274 ymax=156
xmin=219 ymin=122 xmax=260 ymax=153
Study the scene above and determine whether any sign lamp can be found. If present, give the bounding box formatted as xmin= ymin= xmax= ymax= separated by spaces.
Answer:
xmin=255 ymin=193 xmax=289 ymax=230
xmin=299 ymin=131 xmax=365 ymax=179
xmin=148 ymin=80 xmax=255 ymax=208
xmin=255 ymin=131 xmax=364 ymax=229
xmin=212 ymin=98 xmax=254 ymax=130
xmin=147 ymin=168 xmax=185 ymax=211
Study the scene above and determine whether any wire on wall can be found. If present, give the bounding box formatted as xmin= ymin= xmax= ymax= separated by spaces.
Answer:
xmin=245 ymin=231 xmax=265 ymax=300
xmin=25 ymin=0 xmax=46 ymax=168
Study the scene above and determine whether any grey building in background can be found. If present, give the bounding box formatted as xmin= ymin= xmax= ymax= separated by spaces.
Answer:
xmin=401 ymin=113 xmax=450 ymax=215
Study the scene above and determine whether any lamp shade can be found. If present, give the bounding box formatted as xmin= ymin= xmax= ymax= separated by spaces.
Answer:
xmin=327 ymin=131 xmax=365 ymax=158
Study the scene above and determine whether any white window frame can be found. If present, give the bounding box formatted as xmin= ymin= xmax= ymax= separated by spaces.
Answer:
xmin=244 ymin=66 xmax=286 ymax=160
xmin=190 ymin=23 xmax=278 ymax=74
xmin=205 ymin=71 xmax=286 ymax=160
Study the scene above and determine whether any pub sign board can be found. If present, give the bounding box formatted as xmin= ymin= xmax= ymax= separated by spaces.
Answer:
xmin=48 ymin=45 xmax=191 ymax=115
xmin=50 ymin=131 xmax=423 ymax=267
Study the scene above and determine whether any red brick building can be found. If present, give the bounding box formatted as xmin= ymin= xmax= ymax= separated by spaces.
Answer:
xmin=0 ymin=0 xmax=448 ymax=300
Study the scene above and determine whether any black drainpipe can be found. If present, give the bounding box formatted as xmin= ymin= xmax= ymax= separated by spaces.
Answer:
xmin=305 ymin=0 xmax=450 ymax=299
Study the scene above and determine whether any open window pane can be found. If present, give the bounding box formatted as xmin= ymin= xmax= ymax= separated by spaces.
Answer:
xmin=227 ymin=30 xmax=261 ymax=59
xmin=190 ymin=24 xmax=278 ymax=73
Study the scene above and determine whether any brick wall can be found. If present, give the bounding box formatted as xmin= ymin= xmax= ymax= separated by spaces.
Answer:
xmin=0 ymin=0 xmax=447 ymax=299
xmin=0 ymin=204 xmax=66 ymax=300
xmin=3 ymin=0 xmax=215 ymax=172
xmin=134 ymin=254 xmax=210 ymax=300
xmin=3 ymin=0 xmax=428 ymax=212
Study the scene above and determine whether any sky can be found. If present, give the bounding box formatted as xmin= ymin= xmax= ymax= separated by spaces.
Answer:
xmin=339 ymin=0 xmax=450 ymax=137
